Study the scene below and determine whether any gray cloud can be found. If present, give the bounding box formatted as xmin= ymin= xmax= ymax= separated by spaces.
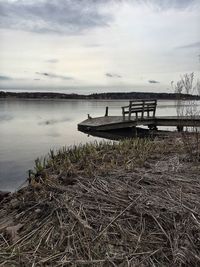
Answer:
xmin=0 ymin=75 xmax=12 ymax=80
xmin=106 ymin=73 xmax=122 ymax=78
xmin=146 ymin=0 xmax=197 ymax=9
xmin=176 ymin=41 xmax=200 ymax=49
xmin=148 ymin=80 xmax=160 ymax=84
xmin=36 ymin=72 xmax=73 ymax=80
xmin=46 ymin=59 xmax=59 ymax=63
xmin=0 ymin=0 xmax=197 ymax=35
xmin=0 ymin=0 xmax=111 ymax=35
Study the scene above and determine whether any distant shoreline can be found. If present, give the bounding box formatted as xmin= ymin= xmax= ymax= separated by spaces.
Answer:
xmin=1 ymin=90 xmax=200 ymax=100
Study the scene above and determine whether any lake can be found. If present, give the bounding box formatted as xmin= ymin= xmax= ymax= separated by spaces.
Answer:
xmin=0 ymin=99 xmax=189 ymax=191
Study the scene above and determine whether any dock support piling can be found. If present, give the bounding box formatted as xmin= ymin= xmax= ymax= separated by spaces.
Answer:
xmin=128 ymin=101 xmax=131 ymax=120
xmin=105 ymin=106 xmax=109 ymax=117
xmin=131 ymin=127 xmax=137 ymax=137
xmin=177 ymin=125 xmax=183 ymax=132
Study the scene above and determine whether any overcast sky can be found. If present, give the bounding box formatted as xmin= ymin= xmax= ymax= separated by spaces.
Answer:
xmin=0 ymin=0 xmax=199 ymax=93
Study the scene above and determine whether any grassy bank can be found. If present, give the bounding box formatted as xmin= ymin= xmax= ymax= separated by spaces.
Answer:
xmin=1 ymin=136 xmax=200 ymax=266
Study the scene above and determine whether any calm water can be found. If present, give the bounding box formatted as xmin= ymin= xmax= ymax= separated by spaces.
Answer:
xmin=0 ymin=99 xmax=187 ymax=191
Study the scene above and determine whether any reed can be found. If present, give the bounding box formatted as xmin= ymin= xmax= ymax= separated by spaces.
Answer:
xmin=29 ymin=138 xmax=164 ymax=185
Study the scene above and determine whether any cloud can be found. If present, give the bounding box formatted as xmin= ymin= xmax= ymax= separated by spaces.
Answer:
xmin=84 ymin=43 xmax=102 ymax=48
xmin=176 ymin=41 xmax=200 ymax=49
xmin=145 ymin=0 xmax=197 ymax=10
xmin=136 ymin=0 xmax=199 ymax=11
xmin=105 ymin=73 xmax=122 ymax=78
xmin=0 ymin=0 xmax=112 ymax=35
xmin=46 ymin=59 xmax=59 ymax=63
xmin=0 ymin=75 xmax=12 ymax=80
xmin=36 ymin=72 xmax=73 ymax=80
xmin=0 ymin=0 xmax=198 ymax=36
xmin=148 ymin=80 xmax=160 ymax=84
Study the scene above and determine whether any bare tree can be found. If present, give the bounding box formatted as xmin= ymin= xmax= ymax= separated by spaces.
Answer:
xmin=172 ymin=73 xmax=200 ymax=161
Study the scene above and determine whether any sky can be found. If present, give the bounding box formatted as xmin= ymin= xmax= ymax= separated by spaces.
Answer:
xmin=0 ymin=0 xmax=200 ymax=93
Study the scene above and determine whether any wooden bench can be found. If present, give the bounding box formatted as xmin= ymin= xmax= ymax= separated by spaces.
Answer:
xmin=122 ymin=99 xmax=157 ymax=120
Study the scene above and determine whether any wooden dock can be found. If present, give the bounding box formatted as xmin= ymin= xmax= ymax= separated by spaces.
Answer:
xmin=78 ymin=100 xmax=200 ymax=132
xmin=78 ymin=115 xmax=200 ymax=131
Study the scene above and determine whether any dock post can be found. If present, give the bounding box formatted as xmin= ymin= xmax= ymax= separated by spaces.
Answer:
xmin=87 ymin=114 xmax=92 ymax=119
xmin=122 ymin=107 xmax=125 ymax=121
xmin=128 ymin=101 xmax=131 ymax=120
xmin=177 ymin=125 xmax=183 ymax=132
xmin=142 ymin=100 xmax=145 ymax=119
xmin=153 ymin=100 xmax=157 ymax=118
xmin=105 ymin=106 xmax=109 ymax=117
xmin=131 ymin=127 xmax=137 ymax=137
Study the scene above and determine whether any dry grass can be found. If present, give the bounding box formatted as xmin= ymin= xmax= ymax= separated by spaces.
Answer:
xmin=30 ymin=138 xmax=162 ymax=184
xmin=0 ymin=137 xmax=200 ymax=266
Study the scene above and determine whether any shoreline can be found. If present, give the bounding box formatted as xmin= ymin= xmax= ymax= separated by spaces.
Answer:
xmin=1 ymin=136 xmax=200 ymax=266
xmin=1 ymin=90 xmax=200 ymax=100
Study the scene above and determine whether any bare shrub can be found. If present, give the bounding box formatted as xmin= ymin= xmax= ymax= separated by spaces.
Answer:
xmin=172 ymin=73 xmax=200 ymax=161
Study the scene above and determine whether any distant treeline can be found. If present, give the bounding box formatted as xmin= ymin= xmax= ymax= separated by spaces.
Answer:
xmin=0 ymin=91 xmax=200 ymax=100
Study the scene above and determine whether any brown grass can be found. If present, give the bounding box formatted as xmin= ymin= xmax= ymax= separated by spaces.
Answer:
xmin=0 ymin=137 xmax=200 ymax=266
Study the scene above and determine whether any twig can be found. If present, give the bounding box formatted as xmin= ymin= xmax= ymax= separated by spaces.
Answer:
xmin=92 ymin=194 xmax=141 ymax=242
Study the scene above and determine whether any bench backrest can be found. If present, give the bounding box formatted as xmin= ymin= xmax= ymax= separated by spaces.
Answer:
xmin=122 ymin=99 xmax=157 ymax=120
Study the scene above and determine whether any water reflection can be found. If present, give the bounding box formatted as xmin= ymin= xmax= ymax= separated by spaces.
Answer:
xmin=0 ymin=99 xmax=184 ymax=191
xmin=38 ymin=117 xmax=71 ymax=125
xmin=0 ymin=114 xmax=13 ymax=122
xmin=79 ymin=127 xmax=170 ymax=141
